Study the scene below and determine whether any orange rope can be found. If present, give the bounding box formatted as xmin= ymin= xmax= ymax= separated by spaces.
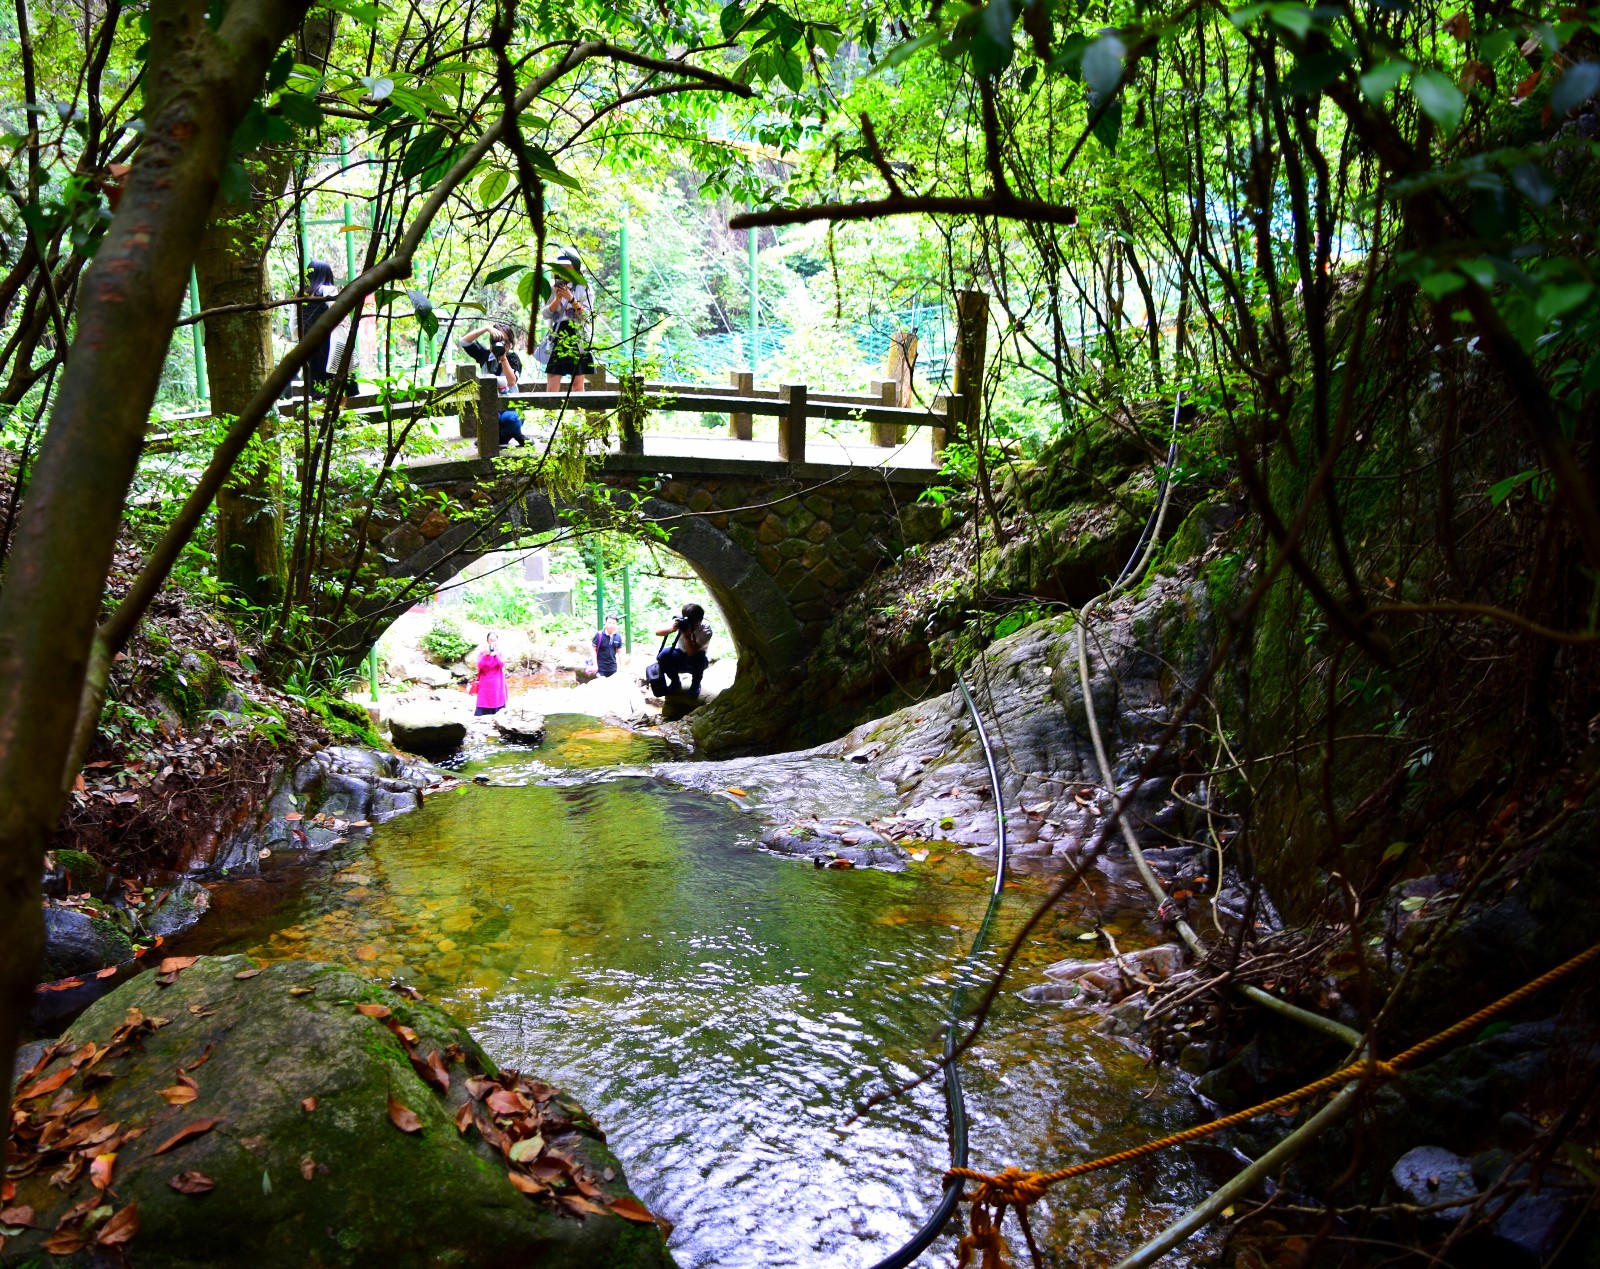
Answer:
xmin=948 ymin=940 xmax=1600 ymax=1223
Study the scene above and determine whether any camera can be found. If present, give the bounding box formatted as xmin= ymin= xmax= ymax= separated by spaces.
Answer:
xmin=491 ymin=339 xmax=506 ymax=356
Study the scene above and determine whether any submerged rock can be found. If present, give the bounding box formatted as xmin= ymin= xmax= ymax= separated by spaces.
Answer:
xmin=7 ymin=956 xmax=675 ymax=1268
xmin=142 ymin=879 xmax=213 ymax=941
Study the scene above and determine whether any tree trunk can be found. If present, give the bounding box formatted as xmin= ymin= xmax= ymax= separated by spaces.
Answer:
xmin=199 ymin=15 xmax=334 ymax=611
xmin=198 ymin=190 xmax=291 ymax=609
xmin=0 ymin=0 xmax=310 ymax=1132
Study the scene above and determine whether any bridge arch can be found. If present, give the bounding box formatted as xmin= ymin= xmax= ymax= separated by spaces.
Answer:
xmin=361 ymin=456 xmax=943 ymax=685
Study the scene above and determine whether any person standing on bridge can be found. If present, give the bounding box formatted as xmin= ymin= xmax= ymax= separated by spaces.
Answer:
xmin=469 ymin=631 xmax=509 ymax=716
xmin=653 ymin=603 xmax=713 ymax=697
xmin=537 ymin=248 xmax=594 ymax=393
xmin=300 ymin=260 xmax=344 ymax=396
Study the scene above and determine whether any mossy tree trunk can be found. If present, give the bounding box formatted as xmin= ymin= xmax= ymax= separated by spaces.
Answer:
xmin=197 ymin=16 xmax=333 ymax=612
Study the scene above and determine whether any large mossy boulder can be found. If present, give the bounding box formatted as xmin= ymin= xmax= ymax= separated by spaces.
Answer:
xmin=40 ymin=903 xmax=134 ymax=980
xmin=6 ymin=956 xmax=674 ymax=1268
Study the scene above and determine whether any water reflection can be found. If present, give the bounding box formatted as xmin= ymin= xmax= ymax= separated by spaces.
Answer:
xmin=222 ymin=715 xmax=1213 ymax=1267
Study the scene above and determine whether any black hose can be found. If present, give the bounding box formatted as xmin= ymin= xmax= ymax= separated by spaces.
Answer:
xmin=868 ymin=673 xmax=1009 ymax=1269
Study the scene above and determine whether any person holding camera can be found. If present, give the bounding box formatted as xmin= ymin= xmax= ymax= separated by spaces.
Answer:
xmin=653 ymin=603 xmax=714 ymax=697
xmin=537 ymin=248 xmax=594 ymax=392
xmin=457 ymin=322 xmax=522 ymax=394
xmin=592 ymin=614 xmax=624 ymax=678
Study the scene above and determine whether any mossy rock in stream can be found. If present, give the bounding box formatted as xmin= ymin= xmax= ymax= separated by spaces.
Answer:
xmin=7 ymin=956 xmax=675 ymax=1269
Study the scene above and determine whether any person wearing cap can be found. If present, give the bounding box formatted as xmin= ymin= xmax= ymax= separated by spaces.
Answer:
xmin=538 ymin=249 xmax=595 ymax=392
xmin=592 ymin=613 xmax=624 ymax=677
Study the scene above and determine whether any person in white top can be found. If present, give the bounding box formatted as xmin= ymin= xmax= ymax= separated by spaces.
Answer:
xmin=538 ymin=248 xmax=594 ymax=392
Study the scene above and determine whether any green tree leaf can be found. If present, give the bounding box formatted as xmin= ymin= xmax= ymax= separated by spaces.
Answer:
xmin=1412 ymin=69 xmax=1465 ymax=132
xmin=1081 ymin=33 xmax=1125 ymax=98
xmin=478 ymin=168 xmax=511 ymax=207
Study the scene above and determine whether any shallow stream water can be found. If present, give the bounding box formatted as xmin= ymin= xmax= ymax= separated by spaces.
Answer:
xmin=202 ymin=715 xmax=1217 ymax=1268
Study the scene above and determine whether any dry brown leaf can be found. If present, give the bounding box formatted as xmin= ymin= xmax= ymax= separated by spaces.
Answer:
xmin=43 ymin=1231 xmax=89 ymax=1255
xmin=387 ymin=1097 xmax=422 ymax=1134
xmin=486 ymin=1088 xmax=527 ymax=1117
xmin=95 ymin=1203 xmax=140 ymax=1246
xmin=300 ymin=1155 xmax=317 ymax=1181
xmin=301 ymin=1097 xmax=318 ymax=1113
xmin=160 ymin=1085 xmax=199 ymax=1105
xmin=506 ymin=1171 xmax=548 ymax=1196
xmin=158 ymin=956 xmax=198 ymax=975
xmin=288 ymin=986 xmax=315 ymax=997
xmin=561 ymin=1196 xmax=610 ymax=1219
xmin=233 ymin=967 xmax=264 ymax=980
xmin=454 ymin=1102 xmax=473 ymax=1134
xmin=0 ymin=1205 xmax=37 ymax=1228
xmin=16 ymin=1066 xmax=75 ymax=1101
xmin=1443 ymin=9 xmax=1471 ymax=40
xmin=167 ymin=1171 xmax=216 ymax=1195
xmin=187 ymin=1004 xmax=215 ymax=1017
xmin=354 ymin=1003 xmax=391 ymax=1018
xmin=607 ymin=1196 xmax=656 ymax=1223
xmin=183 ymin=1042 xmax=216 ymax=1073
xmin=153 ymin=1117 xmax=222 ymax=1154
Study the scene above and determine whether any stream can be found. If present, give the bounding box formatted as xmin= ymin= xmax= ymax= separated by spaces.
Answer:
xmin=193 ymin=715 xmax=1219 ymax=1268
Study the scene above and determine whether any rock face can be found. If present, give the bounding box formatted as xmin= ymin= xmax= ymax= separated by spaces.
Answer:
xmin=6 ymin=957 xmax=675 ymax=1269
xmin=494 ymin=709 xmax=548 ymax=744
xmin=40 ymin=904 xmax=134 ymax=980
xmin=389 ymin=697 xmax=470 ymax=757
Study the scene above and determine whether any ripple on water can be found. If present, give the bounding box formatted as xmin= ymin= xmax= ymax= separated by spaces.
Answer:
xmin=216 ymin=715 xmax=1217 ymax=1267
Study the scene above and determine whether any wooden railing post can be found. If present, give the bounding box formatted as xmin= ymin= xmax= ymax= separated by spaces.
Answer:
xmin=933 ymin=393 xmax=963 ymax=460
xmin=951 ymin=290 xmax=989 ymax=443
xmin=870 ymin=379 xmax=902 ymax=447
xmin=778 ymin=384 xmax=807 ymax=463
xmin=728 ymin=370 xmax=754 ymax=440
xmin=619 ymin=373 xmax=646 ymax=455
xmin=455 ymin=363 xmax=478 ymax=438
xmin=476 ymin=376 xmax=500 ymax=459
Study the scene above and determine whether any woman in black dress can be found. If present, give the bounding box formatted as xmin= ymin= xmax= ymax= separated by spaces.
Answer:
xmin=539 ymin=249 xmax=594 ymax=392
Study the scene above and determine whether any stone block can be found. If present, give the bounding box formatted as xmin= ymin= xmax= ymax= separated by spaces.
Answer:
xmin=851 ymin=488 xmax=884 ymax=513
xmin=785 ymin=571 xmax=825 ymax=603
xmin=710 ymin=513 xmax=730 ymax=531
xmin=832 ymin=505 xmax=856 ymax=532
xmin=811 ymin=557 xmax=848 ymax=589
xmin=803 ymin=494 xmax=833 ymax=519
xmin=758 ymin=545 xmax=782 ymax=573
xmin=687 ymin=489 xmax=715 ymax=513
xmin=756 ymin=514 xmax=785 ymax=545
xmin=660 ymin=480 xmax=689 ymax=504
xmin=773 ymin=560 xmax=807 ymax=591
xmin=382 ymin=524 xmax=426 ymax=559
xmin=805 ymin=519 xmax=832 ymax=543
xmin=779 ymin=539 xmax=807 ymax=561
xmin=785 ymin=508 xmax=817 ymax=536
xmin=854 ymin=546 xmax=881 ymax=572
xmin=801 ymin=544 xmax=829 ymax=570
xmin=793 ymin=599 xmax=833 ymax=622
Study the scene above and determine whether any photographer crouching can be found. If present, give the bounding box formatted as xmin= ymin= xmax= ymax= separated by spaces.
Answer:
xmin=653 ymin=603 xmax=714 ymax=698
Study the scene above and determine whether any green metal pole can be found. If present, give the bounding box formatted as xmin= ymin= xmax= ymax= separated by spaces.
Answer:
xmin=748 ymin=224 xmax=758 ymax=377
xmin=188 ymin=267 xmax=208 ymax=402
xmin=341 ymin=136 xmax=359 ymax=373
xmin=296 ymin=198 xmax=309 ymax=275
xmin=594 ymin=540 xmax=606 ymax=634
xmin=619 ymin=221 xmax=632 ymax=361
xmin=621 ymin=564 xmax=632 ymax=653
xmin=368 ymin=646 xmax=380 ymax=701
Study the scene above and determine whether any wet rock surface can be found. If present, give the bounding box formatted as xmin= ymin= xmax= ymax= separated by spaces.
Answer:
xmin=389 ymin=696 xmax=471 ymax=756
xmin=39 ymin=746 xmax=446 ymax=993
xmin=7 ymin=956 xmax=674 ymax=1268
xmin=760 ymin=817 xmax=909 ymax=871
xmin=494 ymin=708 xmax=548 ymax=744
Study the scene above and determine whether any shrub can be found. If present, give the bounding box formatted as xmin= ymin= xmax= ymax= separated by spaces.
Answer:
xmin=420 ymin=615 xmax=475 ymax=665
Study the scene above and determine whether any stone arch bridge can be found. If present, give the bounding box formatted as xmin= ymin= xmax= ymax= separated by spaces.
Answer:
xmin=364 ymin=452 xmax=946 ymax=684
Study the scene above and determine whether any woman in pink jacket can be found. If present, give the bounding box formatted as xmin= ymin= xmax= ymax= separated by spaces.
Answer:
xmin=470 ymin=631 xmax=509 ymax=715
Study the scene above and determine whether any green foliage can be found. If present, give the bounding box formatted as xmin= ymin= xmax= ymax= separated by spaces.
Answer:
xmin=420 ymin=614 xmax=475 ymax=664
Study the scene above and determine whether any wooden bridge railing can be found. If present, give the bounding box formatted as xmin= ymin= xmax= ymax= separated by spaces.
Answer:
xmin=144 ymin=365 xmax=960 ymax=469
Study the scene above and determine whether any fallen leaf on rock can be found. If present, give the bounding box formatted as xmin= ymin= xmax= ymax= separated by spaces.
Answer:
xmin=287 ymin=986 xmax=315 ymax=997
xmin=153 ymin=1118 xmax=222 ymax=1154
xmin=724 ymin=787 xmax=747 ymax=797
xmin=300 ymin=1155 xmax=317 ymax=1181
xmin=89 ymin=1153 xmax=117 ymax=1191
xmin=486 ymin=1089 xmax=528 ymax=1116
xmin=454 ymin=1102 xmax=473 ymax=1134
xmin=607 ymin=1196 xmax=656 ymax=1223
xmin=508 ymin=1135 xmax=545 ymax=1163
xmin=507 ymin=1171 xmax=548 ymax=1196
xmin=160 ymin=1085 xmax=199 ymax=1105
xmin=0 ymin=1205 xmax=36 ymax=1228
xmin=561 ymin=1196 xmax=610 ymax=1219
xmin=233 ymin=968 xmax=263 ymax=979
xmin=387 ymin=1097 xmax=422 ymax=1134
xmin=16 ymin=1066 xmax=75 ymax=1100
xmin=284 ymin=812 xmax=303 ymax=822
xmin=391 ymin=1023 xmax=418 ymax=1044
xmin=43 ymin=1230 xmax=89 ymax=1255
xmin=354 ymin=1003 xmax=391 ymax=1018
xmin=183 ymin=1042 xmax=216 ymax=1073
xmin=95 ymin=1203 xmax=140 ymax=1246
xmin=301 ymin=1097 xmax=318 ymax=1113
xmin=95 ymin=966 xmax=118 ymax=980
xmin=159 ymin=956 xmax=198 ymax=975
xmin=187 ymin=1004 xmax=215 ymax=1017
xmin=167 ymin=1172 xmax=215 ymax=1195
